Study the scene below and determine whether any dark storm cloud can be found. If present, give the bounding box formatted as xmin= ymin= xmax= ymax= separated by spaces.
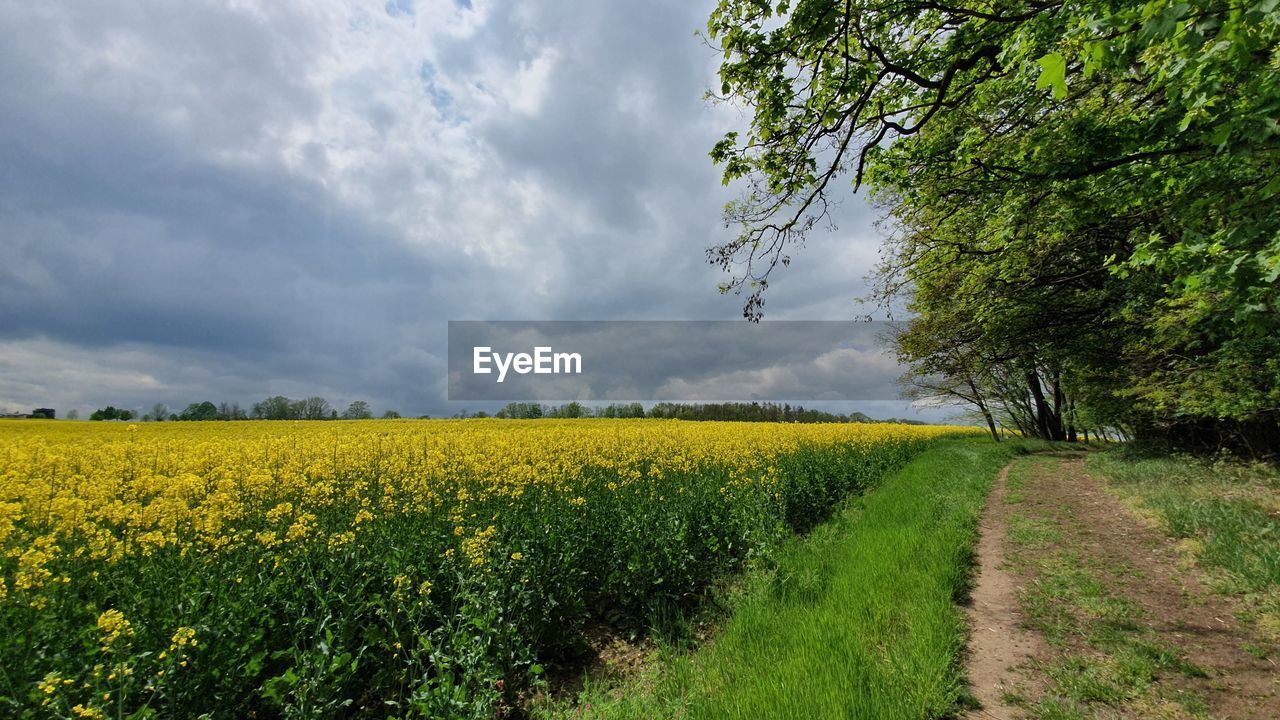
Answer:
xmin=0 ymin=0 xmax=935 ymax=420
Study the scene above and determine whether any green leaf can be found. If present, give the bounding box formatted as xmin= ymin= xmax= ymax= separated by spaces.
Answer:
xmin=1035 ymin=53 xmax=1068 ymax=100
xmin=1082 ymin=42 xmax=1106 ymax=79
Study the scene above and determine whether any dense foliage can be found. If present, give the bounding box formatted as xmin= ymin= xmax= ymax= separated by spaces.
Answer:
xmin=0 ymin=419 xmax=974 ymax=718
xmin=706 ymin=0 xmax=1279 ymax=452
xmin=87 ymin=407 xmax=134 ymax=422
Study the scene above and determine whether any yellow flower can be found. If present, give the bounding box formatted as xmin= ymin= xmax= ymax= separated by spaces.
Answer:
xmin=169 ymin=626 xmax=197 ymax=649
xmin=96 ymin=609 xmax=134 ymax=651
xmin=460 ymin=525 xmax=497 ymax=567
xmin=0 ymin=416 xmax=978 ymax=636
xmin=37 ymin=671 xmax=62 ymax=695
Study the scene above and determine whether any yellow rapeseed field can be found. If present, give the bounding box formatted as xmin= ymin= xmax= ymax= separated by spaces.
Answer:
xmin=0 ymin=418 xmax=977 ymax=718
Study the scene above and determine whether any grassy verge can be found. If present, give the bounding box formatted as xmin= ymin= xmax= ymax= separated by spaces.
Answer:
xmin=535 ymin=438 xmax=1023 ymax=719
xmin=1087 ymin=450 xmax=1280 ymax=643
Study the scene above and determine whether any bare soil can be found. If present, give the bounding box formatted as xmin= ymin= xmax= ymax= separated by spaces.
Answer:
xmin=964 ymin=462 xmax=1049 ymax=720
xmin=538 ymin=624 xmax=656 ymax=700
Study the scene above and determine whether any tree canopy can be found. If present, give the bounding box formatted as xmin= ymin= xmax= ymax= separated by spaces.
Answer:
xmin=707 ymin=0 xmax=1279 ymax=451
xmin=89 ymin=406 xmax=134 ymax=422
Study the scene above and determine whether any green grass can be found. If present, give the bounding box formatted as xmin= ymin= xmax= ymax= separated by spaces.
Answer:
xmin=1088 ymin=451 xmax=1280 ymax=591
xmin=536 ymin=438 xmax=1025 ymax=720
xmin=1003 ymin=456 xmax=1212 ymax=719
xmin=1087 ymin=450 xmax=1280 ymax=639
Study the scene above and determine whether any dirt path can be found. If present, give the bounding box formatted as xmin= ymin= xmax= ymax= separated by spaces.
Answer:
xmin=964 ymin=453 xmax=1280 ymax=719
xmin=964 ymin=462 xmax=1047 ymax=719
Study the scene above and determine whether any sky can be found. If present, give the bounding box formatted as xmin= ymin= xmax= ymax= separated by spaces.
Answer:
xmin=0 ymin=0 xmax=943 ymax=420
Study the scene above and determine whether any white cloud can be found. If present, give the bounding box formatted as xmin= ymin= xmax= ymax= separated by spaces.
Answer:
xmin=0 ymin=0 xmax=898 ymax=415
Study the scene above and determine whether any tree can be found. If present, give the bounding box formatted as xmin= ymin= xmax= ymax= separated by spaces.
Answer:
xmin=66 ymin=409 xmax=79 ymax=420
xmin=252 ymin=396 xmax=295 ymax=420
xmin=90 ymin=406 xmax=134 ymax=421
xmin=30 ymin=408 xmax=55 ymax=419
xmin=151 ymin=403 xmax=169 ymax=422
xmin=495 ymin=402 xmax=545 ymax=419
xmin=546 ymin=402 xmax=586 ymax=418
xmin=179 ymin=401 xmax=219 ymax=421
xmin=342 ymin=401 xmax=373 ymax=420
xmin=381 ymin=410 xmax=402 ymax=419
xmin=215 ymin=402 xmax=246 ymax=421
xmin=705 ymin=0 xmax=1280 ymax=451
xmin=293 ymin=397 xmax=331 ymax=421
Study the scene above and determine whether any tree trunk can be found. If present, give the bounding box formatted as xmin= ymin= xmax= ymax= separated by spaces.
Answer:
xmin=1026 ymin=367 xmax=1054 ymax=440
xmin=1066 ymin=395 xmax=1079 ymax=443
xmin=967 ymin=378 xmax=1000 ymax=442
xmin=1048 ymin=369 xmax=1067 ymax=441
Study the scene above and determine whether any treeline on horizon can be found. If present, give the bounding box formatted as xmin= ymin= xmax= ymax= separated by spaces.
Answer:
xmin=707 ymin=0 xmax=1279 ymax=455
xmin=85 ymin=397 xmax=400 ymax=422
xmin=471 ymin=401 xmax=926 ymax=424
xmin=55 ymin=399 xmax=927 ymax=425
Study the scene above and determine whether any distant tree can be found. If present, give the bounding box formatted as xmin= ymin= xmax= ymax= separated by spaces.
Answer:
xmin=588 ymin=403 xmax=647 ymax=419
xmin=381 ymin=410 xmax=402 ymax=419
xmin=342 ymin=401 xmax=373 ymax=420
xmin=90 ymin=406 xmax=130 ymax=421
xmin=252 ymin=396 xmax=295 ymax=420
xmin=548 ymin=402 xmax=586 ymax=419
xmin=30 ymin=408 xmax=55 ymax=419
xmin=178 ymin=401 xmax=218 ymax=421
xmin=151 ymin=403 xmax=169 ymax=422
xmin=216 ymin=402 xmax=246 ymax=421
xmin=66 ymin=409 xmax=79 ymax=420
xmin=496 ymin=402 xmax=545 ymax=419
xmin=293 ymin=396 xmax=330 ymax=421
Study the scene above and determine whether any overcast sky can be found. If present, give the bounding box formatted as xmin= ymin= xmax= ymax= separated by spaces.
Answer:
xmin=0 ymin=0 xmax=941 ymax=420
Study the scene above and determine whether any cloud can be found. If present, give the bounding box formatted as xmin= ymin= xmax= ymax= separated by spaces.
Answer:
xmin=0 ymin=0 xmax=908 ymax=418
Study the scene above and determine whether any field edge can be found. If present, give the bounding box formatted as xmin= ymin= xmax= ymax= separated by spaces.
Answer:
xmin=535 ymin=437 xmax=1026 ymax=720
